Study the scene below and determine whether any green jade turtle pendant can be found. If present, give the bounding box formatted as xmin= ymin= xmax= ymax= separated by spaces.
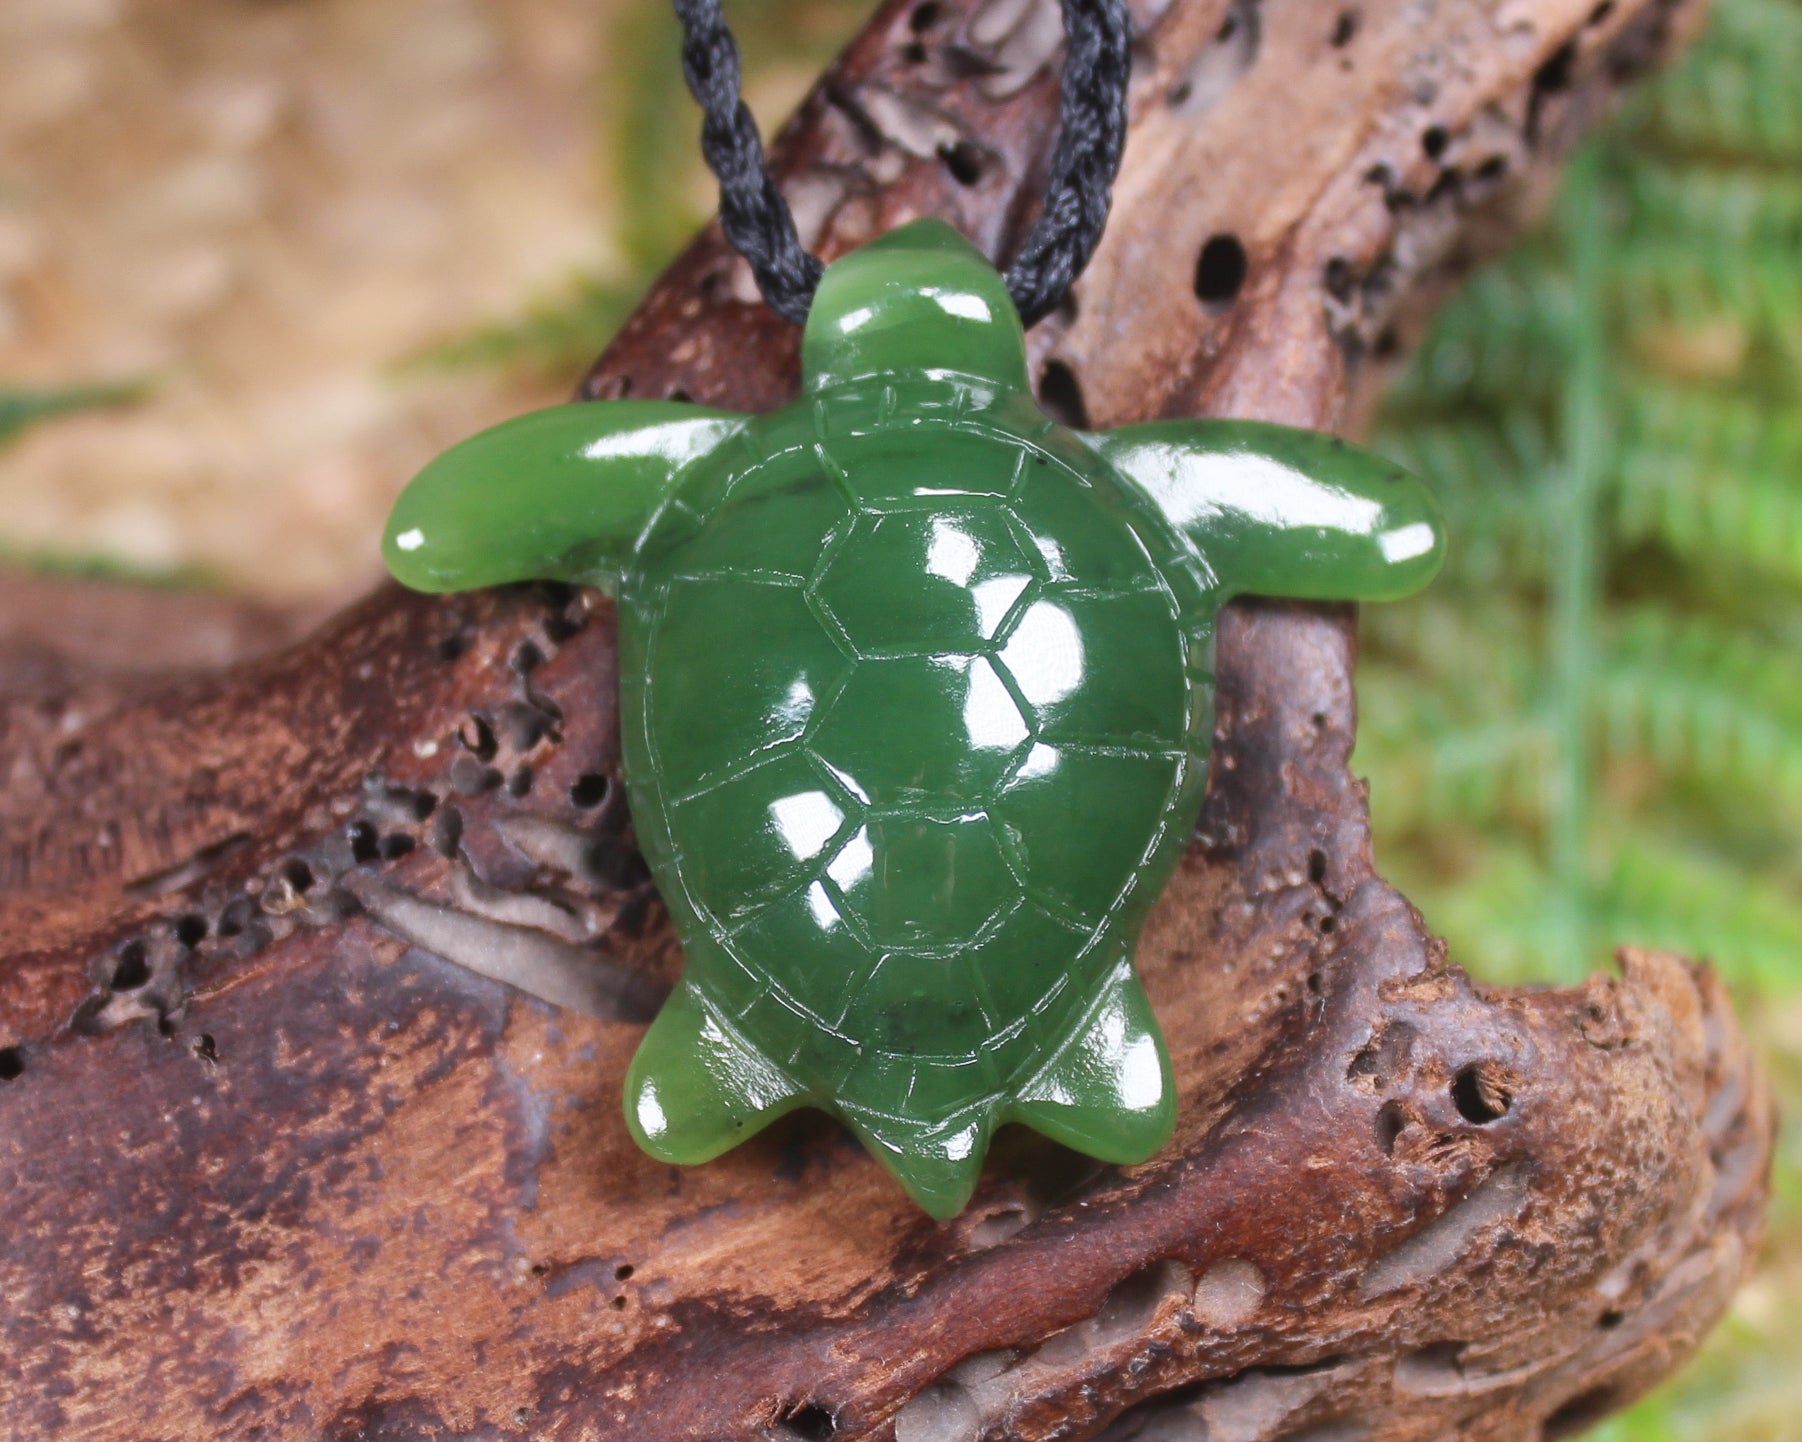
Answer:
xmin=384 ymin=220 xmax=1444 ymax=1217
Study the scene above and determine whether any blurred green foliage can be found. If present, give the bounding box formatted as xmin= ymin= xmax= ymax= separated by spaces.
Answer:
xmin=1365 ymin=0 xmax=1802 ymax=990
xmin=0 ymin=382 xmax=202 ymax=584
xmin=0 ymin=381 xmax=144 ymax=450
xmin=1362 ymin=1 xmax=1802 ymax=1434
xmin=414 ymin=0 xmax=861 ymax=379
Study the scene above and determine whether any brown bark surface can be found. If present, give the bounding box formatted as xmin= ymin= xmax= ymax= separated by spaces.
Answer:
xmin=0 ymin=0 xmax=1770 ymax=1439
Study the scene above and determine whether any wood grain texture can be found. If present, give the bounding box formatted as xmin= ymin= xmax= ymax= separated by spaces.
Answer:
xmin=0 ymin=0 xmax=1769 ymax=1439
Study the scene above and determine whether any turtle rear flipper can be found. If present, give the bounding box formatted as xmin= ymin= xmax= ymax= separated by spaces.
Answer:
xmin=1007 ymin=959 xmax=1177 ymax=1165
xmin=841 ymin=1103 xmax=996 ymax=1221
xmin=624 ymin=982 xmax=806 ymax=1163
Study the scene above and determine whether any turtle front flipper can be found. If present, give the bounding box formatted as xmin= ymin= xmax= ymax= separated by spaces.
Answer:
xmin=840 ymin=1103 xmax=997 ymax=1221
xmin=1086 ymin=419 xmax=1445 ymax=603
xmin=624 ymin=981 xmax=807 ymax=1164
xmin=384 ymin=401 xmax=745 ymax=594
xmin=1006 ymin=958 xmax=1177 ymax=1166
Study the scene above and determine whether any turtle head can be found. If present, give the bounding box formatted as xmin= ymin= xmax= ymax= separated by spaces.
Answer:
xmin=802 ymin=219 xmax=1030 ymax=394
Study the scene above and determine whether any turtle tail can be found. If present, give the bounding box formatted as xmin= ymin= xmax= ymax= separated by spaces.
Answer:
xmin=839 ymin=1105 xmax=997 ymax=1221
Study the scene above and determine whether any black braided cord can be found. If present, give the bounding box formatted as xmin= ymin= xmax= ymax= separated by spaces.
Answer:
xmin=672 ymin=0 xmax=1132 ymax=327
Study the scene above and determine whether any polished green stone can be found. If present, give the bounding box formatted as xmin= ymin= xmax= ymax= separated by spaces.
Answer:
xmin=813 ymin=509 xmax=1033 ymax=655
xmin=383 ymin=217 xmax=1445 ymax=1218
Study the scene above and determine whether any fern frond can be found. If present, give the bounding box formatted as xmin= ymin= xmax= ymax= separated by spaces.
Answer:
xmin=1359 ymin=593 xmax=1553 ymax=839
xmin=1360 ymin=688 xmax=1551 ymax=840
xmin=1595 ymin=830 xmax=1802 ymax=991
xmin=1389 ymin=829 xmax=1802 ymax=994
xmin=1379 ymin=839 xmax=1578 ymax=984
xmin=1618 ymin=159 xmax=1802 ymax=253
xmin=1362 ymin=584 xmax=1546 ymax=694
xmin=1381 ymin=260 xmax=1569 ymax=413
xmin=1619 ymin=0 xmax=1802 ymax=165
xmin=1609 ymin=238 xmax=1802 ymax=341
xmin=1596 ymin=608 xmax=1802 ymax=822
xmin=1612 ymin=388 xmax=1802 ymax=589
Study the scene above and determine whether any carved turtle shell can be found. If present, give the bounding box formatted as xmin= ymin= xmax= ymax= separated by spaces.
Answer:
xmin=382 ymin=219 xmax=1446 ymax=1216
xmin=618 ymin=370 xmax=1214 ymax=1213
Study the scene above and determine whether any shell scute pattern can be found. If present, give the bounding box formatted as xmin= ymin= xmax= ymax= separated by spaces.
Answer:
xmin=630 ymin=379 xmax=1201 ymax=1120
xmin=813 ymin=508 xmax=1035 ymax=656
xmin=994 ymin=745 xmax=1181 ymax=924
xmin=662 ymin=473 xmax=851 ymax=585
xmin=649 ymin=580 xmax=848 ymax=801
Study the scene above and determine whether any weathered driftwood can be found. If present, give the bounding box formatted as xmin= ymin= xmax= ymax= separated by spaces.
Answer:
xmin=0 ymin=0 xmax=1770 ymax=1438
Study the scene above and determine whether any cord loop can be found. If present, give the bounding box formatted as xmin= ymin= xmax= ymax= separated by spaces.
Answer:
xmin=673 ymin=0 xmax=1132 ymax=326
